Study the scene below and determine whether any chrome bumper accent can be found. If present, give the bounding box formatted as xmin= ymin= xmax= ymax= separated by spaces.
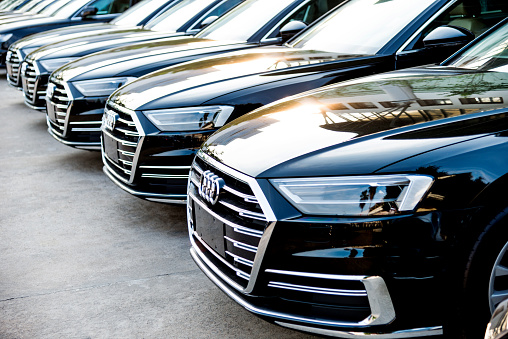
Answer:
xmin=47 ymin=119 xmax=101 ymax=150
xmin=102 ymin=165 xmax=187 ymax=204
xmin=277 ymin=322 xmax=443 ymax=338
xmin=191 ymin=246 xmax=412 ymax=333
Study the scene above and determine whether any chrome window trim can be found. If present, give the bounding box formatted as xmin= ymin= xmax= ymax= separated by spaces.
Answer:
xmin=396 ymin=0 xmax=458 ymax=54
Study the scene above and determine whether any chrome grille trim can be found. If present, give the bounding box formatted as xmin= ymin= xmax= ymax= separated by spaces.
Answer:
xmin=102 ymin=103 xmax=143 ymax=184
xmin=219 ymin=200 xmax=266 ymax=221
xmin=6 ymin=48 xmax=21 ymax=86
xmin=47 ymin=80 xmax=70 ymax=134
xmin=102 ymin=129 xmax=137 ymax=147
xmin=194 ymin=231 xmax=250 ymax=288
xmin=197 ymin=151 xmax=276 ymax=221
xmin=224 ymin=236 xmax=258 ymax=253
xmin=225 ymin=251 xmax=254 ymax=268
xmin=141 ymin=174 xmax=189 ymax=179
xmin=189 ymin=190 xmax=263 ymax=237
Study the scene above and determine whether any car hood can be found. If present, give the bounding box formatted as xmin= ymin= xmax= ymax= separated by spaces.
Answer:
xmin=27 ymin=28 xmax=177 ymax=60
xmin=200 ymin=67 xmax=508 ymax=178
xmin=0 ymin=15 xmax=66 ymax=33
xmin=11 ymin=22 xmax=116 ymax=51
xmin=108 ymin=46 xmax=370 ymax=110
xmin=52 ymin=37 xmax=254 ymax=81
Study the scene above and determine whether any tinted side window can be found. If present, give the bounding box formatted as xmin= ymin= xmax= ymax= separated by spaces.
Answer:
xmin=404 ymin=0 xmax=508 ymax=51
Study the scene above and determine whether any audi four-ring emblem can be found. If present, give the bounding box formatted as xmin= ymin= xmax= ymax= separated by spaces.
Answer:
xmin=199 ymin=170 xmax=225 ymax=205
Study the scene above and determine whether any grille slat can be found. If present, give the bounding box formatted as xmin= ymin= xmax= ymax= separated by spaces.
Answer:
xmin=6 ymin=48 xmax=21 ymax=86
xmin=102 ymin=104 xmax=141 ymax=182
xmin=190 ymin=156 xmax=269 ymax=289
xmin=47 ymin=80 xmax=70 ymax=133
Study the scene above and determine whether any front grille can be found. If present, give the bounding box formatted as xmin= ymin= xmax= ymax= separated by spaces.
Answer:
xmin=102 ymin=103 xmax=140 ymax=182
xmin=22 ymin=61 xmax=47 ymax=107
xmin=22 ymin=61 xmax=38 ymax=102
xmin=6 ymin=48 xmax=21 ymax=86
xmin=47 ymin=80 xmax=71 ymax=134
xmin=189 ymin=156 xmax=269 ymax=289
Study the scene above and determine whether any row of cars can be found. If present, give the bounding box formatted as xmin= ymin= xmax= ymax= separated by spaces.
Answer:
xmin=3 ymin=0 xmax=508 ymax=337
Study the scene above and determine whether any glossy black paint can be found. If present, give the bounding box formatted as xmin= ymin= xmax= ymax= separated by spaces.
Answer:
xmin=23 ymin=0 xmax=248 ymax=109
xmin=45 ymin=0 xmax=340 ymax=149
xmin=0 ymin=0 xmax=132 ymax=66
xmin=9 ymin=0 xmax=180 ymax=59
xmin=190 ymin=59 xmax=508 ymax=337
xmin=102 ymin=0 xmax=508 ymax=202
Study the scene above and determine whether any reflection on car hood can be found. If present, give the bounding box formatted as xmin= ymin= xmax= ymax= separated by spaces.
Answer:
xmin=27 ymin=28 xmax=176 ymax=60
xmin=11 ymin=23 xmax=117 ymax=50
xmin=201 ymin=67 xmax=508 ymax=177
xmin=108 ymin=46 xmax=369 ymax=110
xmin=0 ymin=15 xmax=67 ymax=33
xmin=52 ymin=37 xmax=245 ymax=81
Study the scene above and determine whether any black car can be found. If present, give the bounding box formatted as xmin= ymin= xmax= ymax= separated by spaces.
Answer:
xmin=0 ymin=0 xmax=137 ymax=66
xmin=21 ymin=0 xmax=248 ymax=110
xmin=5 ymin=0 xmax=180 ymax=87
xmin=44 ymin=0 xmax=340 ymax=149
xmin=187 ymin=16 xmax=508 ymax=338
xmin=100 ymin=0 xmax=508 ymax=204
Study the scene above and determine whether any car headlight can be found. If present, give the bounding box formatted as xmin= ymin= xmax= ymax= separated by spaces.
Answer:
xmin=73 ymin=77 xmax=136 ymax=97
xmin=142 ymin=106 xmax=235 ymax=132
xmin=39 ymin=58 xmax=78 ymax=72
xmin=0 ymin=33 xmax=13 ymax=48
xmin=0 ymin=33 xmax=13 ymax=43
xmin=270 ymin=175 xmax=434 ymax=216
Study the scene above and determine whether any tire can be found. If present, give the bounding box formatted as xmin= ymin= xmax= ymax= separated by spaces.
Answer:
xmin=449 ymin=208 xmax=508 ymax=338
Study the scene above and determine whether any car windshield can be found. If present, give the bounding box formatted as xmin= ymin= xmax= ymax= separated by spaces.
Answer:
xmin=50 ymin=0 xmax=93 ymax=18
xmin=290 ymin=0 xmax=437 ymax=54
xmin=40 ymin=0 xmax=78 ymax=16
xmin=111 ymin=0 xmax=171 ymax=26
xmin=26 ymin=0 xmax=56 ymax=13
xmin=145 ymin=0 xmax=216 ymax=32
xmin=196 ymin=0 xmax=294 ymax=42
xmin=1 ymin=0 xmax=28 ymax=10
xmin=447 ymin=20 xmax=508 ymax=72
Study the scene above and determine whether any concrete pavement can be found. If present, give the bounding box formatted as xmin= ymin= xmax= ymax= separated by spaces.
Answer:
xmin=0 ymin=69 xmax=317 ymax=339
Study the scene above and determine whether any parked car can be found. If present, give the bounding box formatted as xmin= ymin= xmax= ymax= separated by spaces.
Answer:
xmin=43 ymin=0 xmax=339 ymax=150
xmin=0 ymin=0 xmax=70 ymax=24
xmin=5 ymin=0 xmax=181 ymax=88
xmin=187 ymin=16 xmax=508 ymax=338
xmin=0 ymin=0 xmax=138 ymax=67
xmin=99 ymin=0 xmax=508 ymax=204
xmin=20 ymin=0 xmax=248 ymax=109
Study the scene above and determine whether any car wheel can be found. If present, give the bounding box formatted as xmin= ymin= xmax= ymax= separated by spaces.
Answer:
xmin=448 ymin=208 xmax=508 ymax=338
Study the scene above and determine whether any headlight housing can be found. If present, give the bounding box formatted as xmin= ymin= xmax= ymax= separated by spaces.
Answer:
xmin=142 ymin=106 xmax=235 ymax=132
xmin=270 ymin=175 xmax=433 ymax=216
xmin=0 ymin=33 xmax=13 ymax=43
xmin=0 ymin=33 xmax=13 ymax=48
xmin=73 ymin=77 xmax=136 ymax=97
xmin=39 ymin=58 xmax=78 ymax=72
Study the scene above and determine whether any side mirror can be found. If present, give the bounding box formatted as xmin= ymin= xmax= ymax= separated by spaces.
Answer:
xmin=80 ymin=6 xmax=98 ymax=18
xmin=200 ymin=15 xmax=218 ymax=29
xmin=423 ymin=25 xmax=475 ymax=48
xmin=279 ymin=20 xmax=307 ymax=43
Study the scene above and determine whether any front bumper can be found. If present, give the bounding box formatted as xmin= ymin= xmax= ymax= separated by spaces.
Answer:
xmin=101 ymin=102 xmax=214 ymax=203
xmin=186 ymin=153 xmax=455 ymax=337
xmin=190 ymin=247 xmax=443 ymax=338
